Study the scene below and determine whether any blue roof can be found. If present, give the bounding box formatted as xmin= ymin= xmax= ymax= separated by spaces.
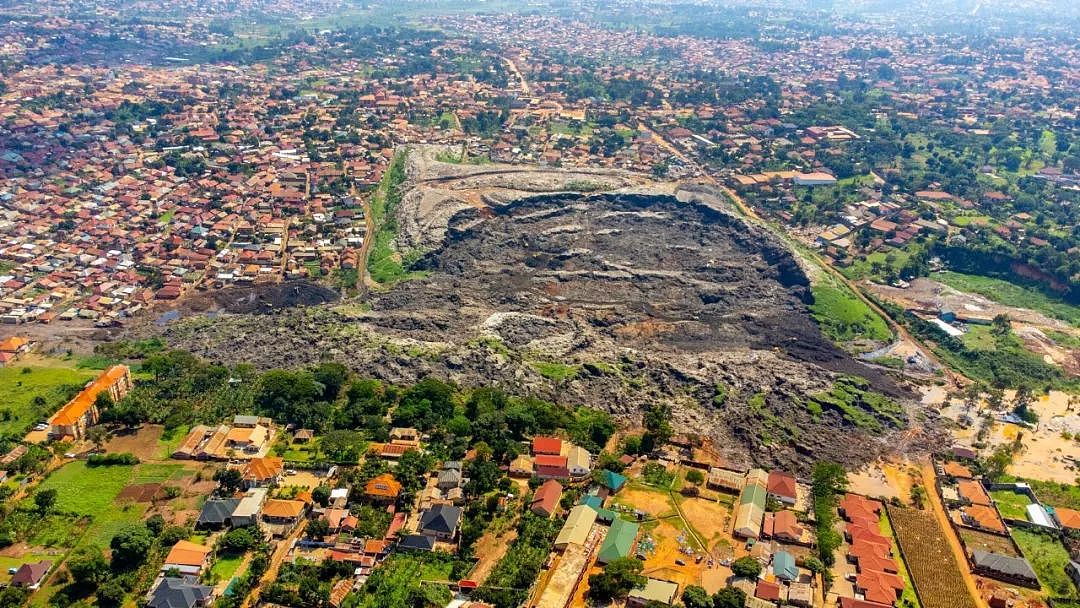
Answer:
xmin=580 ymin=495 xmax=603 ymax=509
xmin=773 ymin=551 xmax=798 ymax=581
xmin=601 ymin=470 xmax=627 ymax=491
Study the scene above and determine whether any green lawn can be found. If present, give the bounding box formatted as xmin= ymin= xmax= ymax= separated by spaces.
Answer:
xmin=990 ymin=489 xmax=1031 ymax=521
xmin=809 ymin=282 xmax=892 ymax=343
xmin=158 ymin=425 xmax=192 ymax=459
xmin=1012 ymin=528 xmax=1076 ymax=596
xmin=0 ymin=361 xmax=95 ymax=437
xmin=210 ymin=553 xmax=244 ymax=581
xmin=935 ymin=271 xmax=1080 ymax=327
xmin=843 ymin=250 xmax=912 ymax=282
xmin=960 ymin=325 xmax=999 ymax=351
xmin=32 ymin=462 xmax=150 ymax=546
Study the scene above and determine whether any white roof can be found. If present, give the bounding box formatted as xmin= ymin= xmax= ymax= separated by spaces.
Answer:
xmin=1027 ymin=503 xmax=1056 ymax=528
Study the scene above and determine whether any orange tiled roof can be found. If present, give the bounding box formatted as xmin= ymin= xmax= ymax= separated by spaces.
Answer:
xmin=164 ymin=540 xmax=211 ymax=567
xmin=50 ymin=365 xmax=128 ymax=426
xmin=243 ymin=457 xmax=283 ymax=481
xmin=1055 ymin=507 xmax=1080 ymax=530
xmin=261 ymin=499 xmax=305 ymax=519
xmin=943 ymin=462 xmax=974 ymax=479
xmin=364 ymin=473 xmax=402 ymax=498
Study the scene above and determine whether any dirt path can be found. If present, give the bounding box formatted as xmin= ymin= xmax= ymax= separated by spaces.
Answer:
xmin=468 ymin=528 xmax=517 ymax=584
xmin=356 ymin=185 xmax=376 ymax=295
xmin=503 ymin=56 xmax=530 ymax=97
xmin=240 ymin=521 xmax=305 ymax=608
xmin=918 ymin=460 xmax=987 ymax=608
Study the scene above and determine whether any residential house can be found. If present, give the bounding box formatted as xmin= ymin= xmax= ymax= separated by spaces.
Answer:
xmin=418 ymin=505 xmax=462 ymax=541
xmin=854 ymin=569 xmax=904 ymax=605
xmin=534 ymin=454 xmax=570 ymax=480
xmin=530 ymin=479 xmax=563 ymax=518
xmin=971 ymin=550 xmax=1039 ymax=588
xmin=162 ymin=541 xmax=212 ymax=576
xmin=767 ymin=470 xmax=798 ymax=506
xmin=230 ymin=488 xmax=268 ymax=528
xmin=10 ymin=560 xmax=51 ymax=589
xmin=772 ymin=550 xmax=798 ymax=582
xmin=627 ymin=578 xmax=679 ymax=607
xmin=554 ymin=505 xmax=597 ymax=549
xmin=260 ymin=499 xmax=307 ymax=536
xmin=147 ymin=577 xmax=214 ymax=608
xmin=364 ymin=473 xmax=402 ymax=504
xmin=242 ymin=457 xmax=284 ymax=488
xmin=596 ymin=518 xmax=639 ymax=565
xmin=762 ymin=510 xmax=808 ymax=545
xmin=509 ymin=454 xmax=533 ymax=478
xmin=566 ymin=445 xmax=591 ymax=479
xmin=532 ymin=436 xmax=562 ymax=456
xmin=398 ymin=534 xmax=436 ymax=552
xmin=389 ymin=427 xmax=420 ymax=447
xmin=734 ymin=469 xmax=768 ymax=539
xmin=195 ymin=498 xmax=241 ymax=530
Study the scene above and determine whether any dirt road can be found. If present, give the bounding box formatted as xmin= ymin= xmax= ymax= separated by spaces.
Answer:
xmin=503 ymin=56 xmax=530 ymax=96
xmin=918 ymin=460 xmax=987 ymax=608
xmin=240 ymin=522 xmax=305 ymax=608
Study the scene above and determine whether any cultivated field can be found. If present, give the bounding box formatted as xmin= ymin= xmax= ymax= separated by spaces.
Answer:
xmin=887 ymin=505 xmax=979 ymax=608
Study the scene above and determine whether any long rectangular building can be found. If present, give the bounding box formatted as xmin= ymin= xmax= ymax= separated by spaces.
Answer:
xmin=733 ymin=468 xmax=768 ymax=539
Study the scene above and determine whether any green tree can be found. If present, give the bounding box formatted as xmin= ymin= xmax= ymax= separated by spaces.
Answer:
xmin=214 ymin=467 xmax=244 ymax=494
xmin=109 ymin=524 xmax=153 ymax=568
xmin=681 ymin=585 xmax=712 ymax=608
xmin=731 ymin=556 xmax=762 ymax=578
xmin=86 ymin=425 xmax=111 ymax=451
xmin=685 ymin=469 xmax=705 ymax=486
xmin=305 ymin=517 xmax=330 ymax=540
xmin=586 ymin=557 xmax=645 ymax=602
xmin=66 ymin=545 xmax=110 ymax=586
xmin=96 ymin=580 xmax=126 ymax=608
xmin=641 ymin=403 xmax=672 ymax=452
xmin=34 ymin=488 xmax=57 ymax=513
xmin=712 ymin=587 xmax=747 ymax=608
xmin=312 ymin=485 xmax=331 ymax=507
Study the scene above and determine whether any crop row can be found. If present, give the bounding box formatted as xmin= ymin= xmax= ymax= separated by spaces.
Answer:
xmin=886 ymin=505 xmax=979 ymax=608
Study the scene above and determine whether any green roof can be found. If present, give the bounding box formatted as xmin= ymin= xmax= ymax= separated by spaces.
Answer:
xmin=596 ymin=518 xmax=640 ymax=564
xmin=773 ymin=550 xmax=798 ymax=581
xmin=580 ymin=495 xmax=604 ymax=510
xmin=601 ymin=470 xmax=627 ymax=491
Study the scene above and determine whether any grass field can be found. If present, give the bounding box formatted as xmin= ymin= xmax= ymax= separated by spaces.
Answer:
xmin=961 ymin=325 xmax=999 ymax=351
xmin=810 ymin=281 xmax=892 ymax=343
xmin=0 ymin=360 xmax=95 ymax=437
xmin=843 ymin=249 xmax=912 ymax=282
xmin=935 ymin=271 xmax=1080 ymax=327
xmin=210 ymin=554 xmax=244 ymax=581
xmin=1012 ymin=528 xmax=1076 ymax=596
xmin=33 ymin=462 xmax=159 ymax=546
xmin=157 ymin=425 xmax=191 ymax=459
xmin=990 ymin=489 xmax=1032 ymax=521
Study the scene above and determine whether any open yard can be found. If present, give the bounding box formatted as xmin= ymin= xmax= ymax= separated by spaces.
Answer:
xmin=989 ymin=489 xmax=1032 ymax=521
xmin=0 ymin=358 xmax=95 ymax=437
xmin=676 ymin=496 xmax=731 ymax=554
xmin=1012 ymin=528 xmax=1077 ymax=597
xmin=958 ymin=527 xmax=1020 ymax=557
